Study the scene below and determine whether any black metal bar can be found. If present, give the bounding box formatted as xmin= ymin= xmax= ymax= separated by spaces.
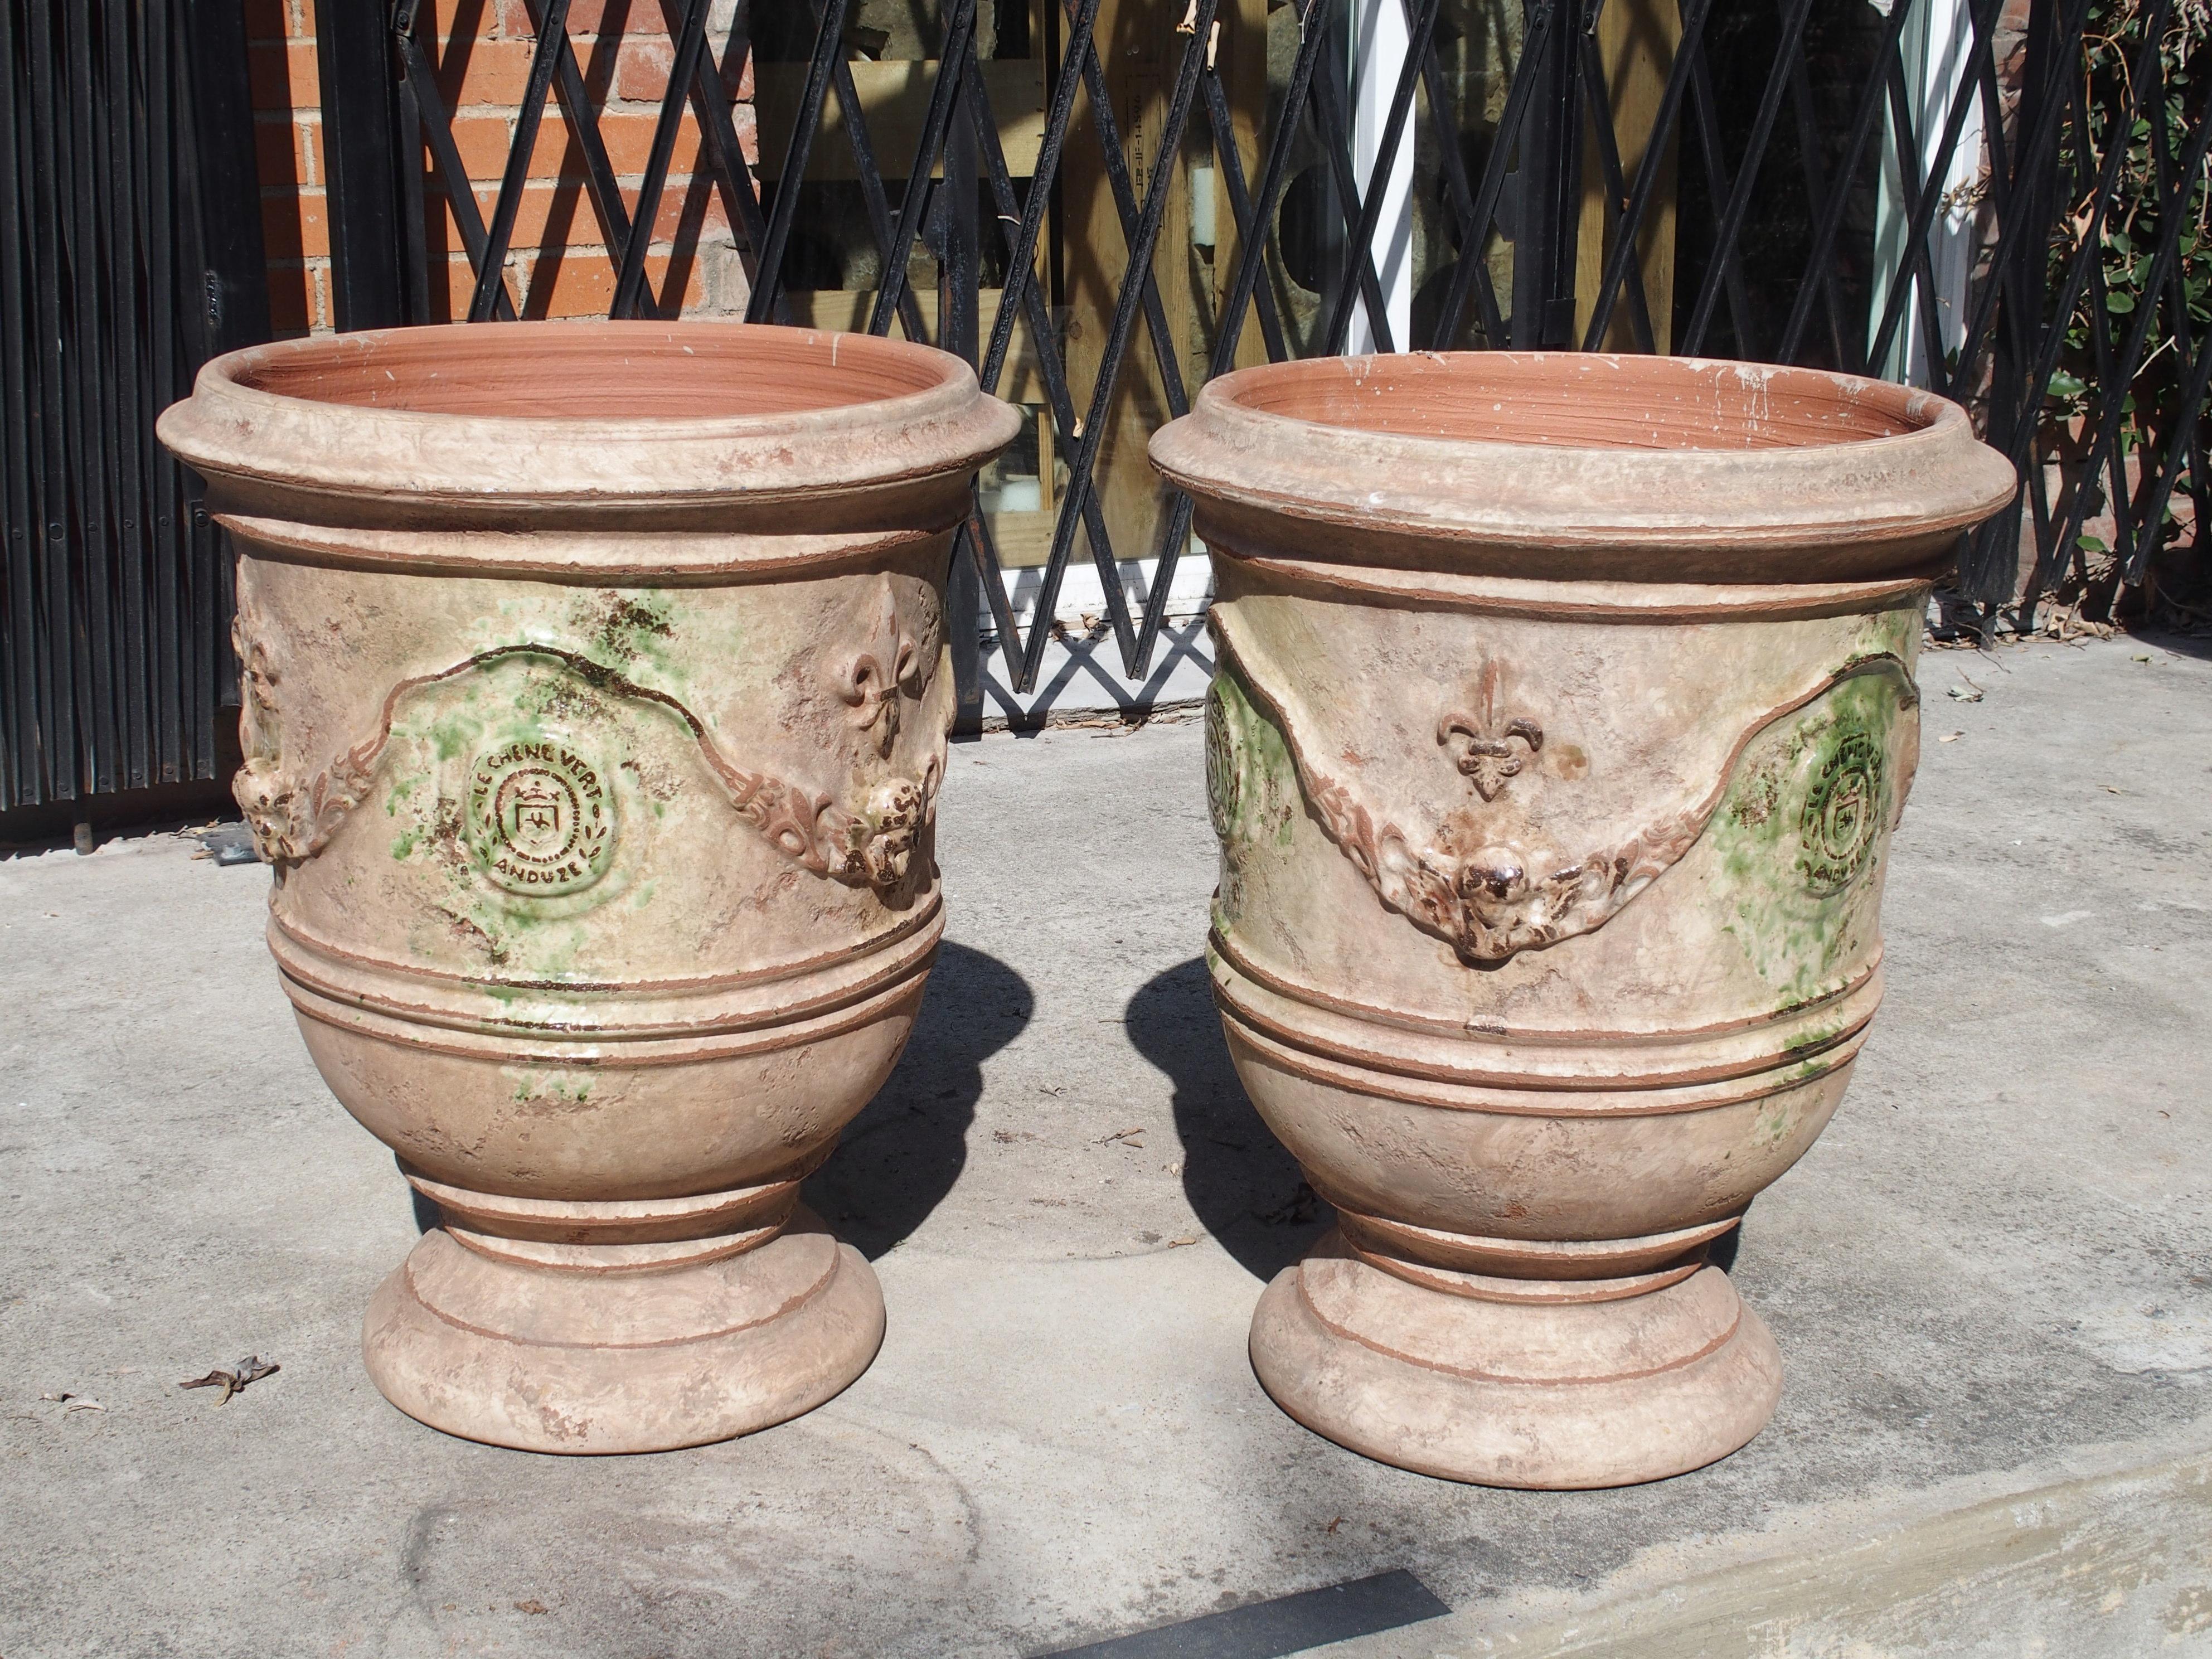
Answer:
xmin=168 ymin=19 xmax=216 ymax=775
xmin=0 ymin=0 xmax=38 ymax=803
xmin=181 ymin=0 xmax=272 ymax=353
xmin=1130 ymin=0 xmax=1341 ymax=675
xmin=2145 ymin=48 xmax=2212 ymax=546
xmin=821 ymin=28 xmax=929 ymax=343
xmin=392 ymin=12 xmax=516 ymax=321
xmin=26 ymin=0 xmax=79 ymax=797
xmin=964 ymin=60 xmax=1131 ymax=677
xmin=317 ymin=0 xmax=407 ymax=330
xmin=653 ymin=0 xmax=777 ymax=319
xmin=1508 ymin=0 xmax=1582 ymax=347
xmin=1680 ymin=0 xmax=1813 ymax=356
xmin=1414 ymin=33 xmax=1502 ymax=349
xmin=1863 ymin=0 xmax=2008 ymax=391
xmin=938 ymin=52 xmax=984 ymax=733
xmin=866 ymin=0 xmax=978 ymax=335
xmin=1573 ymin=18 xmax=1657 ymax=354
xmin=1949 ymin=0 xmax=2094 ymax=396
xmin=1681 ymin=32 xmax=1755 ymax=356
xmin=979 ymin=0 xmax=1104 ymax=395
xmin=2005 ymin=4 xmax=2180 ymax=615
xmin=2033 ymin=23 xmax=2205 ymax=605
xmin=746 ymin=0 xmax=853 ymax=324
xmin=1055 ymin=0 xmax=1195 ymax=426
xmin=1781 ymin=33 xmax=1845 ymax=366
xmin=1322 ymin=0 xmax=1443 ymax=355
xmin=1773 ymin=0 xmax=1918 ymax=366
xmin=1020 ymin=0 xmax=1218 ymax=692
xmin=1301 ymin=13 xmax=1397 ymax=353
xmin=146 ymin=0 xmax=186 ymax=780
xmin=1580 ymin=0 xmax=1707 ymax=350
xmin=612 ymin=0 xmax=714 ymax=318
xmin=104 ymin=0 xmax=148 ymax=785
xmin=1958 ymin=0 xmax=2065 ymax=603
xmin=470 ymin=0 xmax=572 ymax=322
xmin=535 ymin=0 xmax=638 ymax=274
xmin=1197 ymin=62 xmax=1291 ymax=365
xmin=1433 ymin=0 xmax=1556 ymax=352
xmin=2128 ymin=323 xmax=2212 ymax=586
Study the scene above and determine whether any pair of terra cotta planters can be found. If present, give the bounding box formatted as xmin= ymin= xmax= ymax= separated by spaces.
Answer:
xmin=158 ymin=324 xmax=2014 ymax=1487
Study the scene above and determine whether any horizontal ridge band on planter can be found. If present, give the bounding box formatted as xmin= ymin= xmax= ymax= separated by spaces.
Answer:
xmin=159 ymin=320 xmax=1017 ymax=1454
xmin=1149 ymin=352 xmax=2017 ymax=577
xmin=1153 ymin=349 xmax=2015 ymax=1490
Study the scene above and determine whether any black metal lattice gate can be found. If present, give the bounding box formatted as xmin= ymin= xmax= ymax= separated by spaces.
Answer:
xmin=318 ymin=0 xmax=2203 ymax=707
xmin=0 ymin=0 xmax=269 ymax=814
xmin=6 ymin=0 xmax=2203 ymax=807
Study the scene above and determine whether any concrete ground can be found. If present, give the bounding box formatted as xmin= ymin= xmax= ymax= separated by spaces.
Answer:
xmin=2 ymin=633 xmax=2209 ymax=1658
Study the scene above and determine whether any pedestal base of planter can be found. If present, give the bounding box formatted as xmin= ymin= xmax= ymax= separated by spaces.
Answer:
xmin=1249 ymin=1232 xmax=1781 ymax=1489
xmin=362 ymin=1208 xmax=884 ymax=1454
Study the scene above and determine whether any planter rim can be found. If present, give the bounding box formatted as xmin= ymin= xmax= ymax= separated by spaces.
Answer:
xmin=158 ymin=320 xmax=1020 ymax=520
xmin=1149 ymin=351 xmax=2019 ymax=568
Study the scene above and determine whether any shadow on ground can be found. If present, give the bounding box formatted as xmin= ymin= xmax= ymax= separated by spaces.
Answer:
xmin=808 ymin=940 xmax=1032 ymax=1259
xmin=1127 ymin=954 xmax=1331 ymax=1283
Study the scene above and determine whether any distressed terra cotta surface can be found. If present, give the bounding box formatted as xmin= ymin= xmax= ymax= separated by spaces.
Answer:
xmin=1150 ymin=352 xmax=2018 ymax=1489
xmin=158 ymin=321 xmax=1018 ymax=1453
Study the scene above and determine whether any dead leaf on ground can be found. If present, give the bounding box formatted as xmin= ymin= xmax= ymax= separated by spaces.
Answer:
xmin=513 ymin=1600 xmax=548 ymax=1616
xmin=1167 ymin=1236 xmax=1200 ymax=1248
xmin=180 ymin=1355 xmax=280 ymax=1404
xmin=1946 ymin=685 xmax=1983 ymax=702
xmin=1938 ymin=731 xmax=1964 ymax=743
xmin=1326 ymin=1516 xmax=1345 ymax=1534
xmin=1098 ymin=1126 xmax=1146 ymax=1148
xmin=41 ymin=1391 xmax=105 ymax=1411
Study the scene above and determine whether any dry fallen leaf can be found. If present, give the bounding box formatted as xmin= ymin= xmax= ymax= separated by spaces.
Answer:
xmin=1938 ymin=731 xmax=1964 ymax=743
xmin=180 ymin=1355 xmax=280 ymax=1404
xmin=1167 ymin=1236 xmax=1200 ymax=1248
xmin=513 ymin=1600 xmax=548 ymax=1616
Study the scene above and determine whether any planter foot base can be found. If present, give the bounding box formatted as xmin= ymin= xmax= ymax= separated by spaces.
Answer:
xmin=362 ymin=1206 xmax=884 ymax=1454
xmin=1249 ymin=1230 xmax=1781 ymax=1488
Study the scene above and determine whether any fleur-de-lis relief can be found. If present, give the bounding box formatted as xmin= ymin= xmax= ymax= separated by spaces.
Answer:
xmin=1438 ymin=659 xmax=1544 ymax=802
xmin=835 ymin=580 xmax=921 ymax=758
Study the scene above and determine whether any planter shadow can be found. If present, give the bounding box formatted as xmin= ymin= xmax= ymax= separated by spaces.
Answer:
xmin=1128 ymin=955 xmax=1332 ymax=1283
xmin=804 ymin=941 xmax=1032 ymax=1260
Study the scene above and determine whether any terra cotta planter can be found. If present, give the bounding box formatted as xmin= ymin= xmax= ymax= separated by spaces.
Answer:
xmin=159 ymin=321 xmax=1016 ymax=1453
xmin=1151 ymin=352 xmax=2015 ymax=1488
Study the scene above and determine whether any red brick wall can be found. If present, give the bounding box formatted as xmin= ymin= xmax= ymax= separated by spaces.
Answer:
xmin=248 ymin=0 xmax=756 ymax=336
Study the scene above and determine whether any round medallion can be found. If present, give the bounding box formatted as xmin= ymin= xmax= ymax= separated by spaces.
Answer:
xmin=467 ymin=738 xmax=615 ymax=896
xmin=1798 ymin=728 xmax=1884 ymax=895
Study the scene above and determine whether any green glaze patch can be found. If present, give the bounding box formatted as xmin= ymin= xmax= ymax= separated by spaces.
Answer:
xmin=1206 ymin=664 xmax=1299 ymax=855
xmin=1708 ymin=668 xmax=1905 ymax=1003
